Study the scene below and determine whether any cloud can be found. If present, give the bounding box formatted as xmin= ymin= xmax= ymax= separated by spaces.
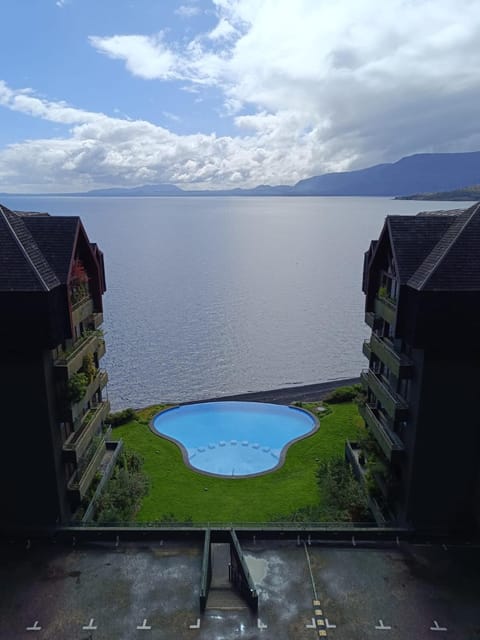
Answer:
xmin=89 ymin=34 xmax=176 ymax=80
xmin=0 ymin=81 xmax=317 ymax=192
xmin=3 ymin=1 xmax=480 ymax=191
xmin=175 ymin=5 xmax=201 ymax=18
xmin=162 ymin=111 xmax=182 ymax=123
xmin=87 ymin=0 xmax=480 ymax=174
xmin=207 ymin=18 xmax=237 ymax=40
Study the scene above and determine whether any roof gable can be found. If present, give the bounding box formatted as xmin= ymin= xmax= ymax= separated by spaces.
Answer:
xmin=408 ymin=203 xmax=480 ymax=291
xmin=22 ymin=215 xmax=80 ymax=283
xmin=0 ymin=205 xmax=60 ymax=292
xmin=387 ymin=215 xmax=456 ymax=284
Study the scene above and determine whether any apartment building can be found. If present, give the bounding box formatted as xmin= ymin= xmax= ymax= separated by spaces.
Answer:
xmin=0 ymin=204 xmax=119 ymax=528
xmin=347 ymin=203 xmax=480 ymax=533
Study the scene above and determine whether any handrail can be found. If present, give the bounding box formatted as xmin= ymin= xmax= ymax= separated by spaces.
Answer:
xmin=71 ymin=295 xmax=92 ymax=311
xmin=55 ymin=331 xmax=99 ymax=365
xmin=64 ymin=401 xmax=108 ymax=449
xmin=65 ymin=520 xmax=379 ymax=530
xmin=361 ymin=369 xmax=408 ymax=410
xmin=230 ymin=529 xmax=258 ymax=611
xmin=199 ymin=529 xmax=211 ymax=612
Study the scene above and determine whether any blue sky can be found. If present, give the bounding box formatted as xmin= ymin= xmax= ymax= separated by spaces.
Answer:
xmin=1 ymin=0 xmax=480 ymax=192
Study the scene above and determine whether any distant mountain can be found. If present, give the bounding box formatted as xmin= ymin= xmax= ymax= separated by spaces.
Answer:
xmin=292 ymin=152 xmax=480 ymax=196
xmin=85 ymin=152 xmax=480 ymax=197
xmin=395 ymin=184 xmax=480 ymax=201
xmin=83 ymin=183 xmax=185 ymax=196
xmin=81 ymin=183 xmax=294 ymax=197
xmin=2 ymin=151 xmax=480 ymax=198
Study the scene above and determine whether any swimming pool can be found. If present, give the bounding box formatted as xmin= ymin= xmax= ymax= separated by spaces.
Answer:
xmin=151 ymin=401 xmax=318 ymax=477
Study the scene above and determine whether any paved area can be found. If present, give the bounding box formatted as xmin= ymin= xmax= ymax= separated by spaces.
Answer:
xmin=0 ymin=538 xmax=479 ymax=639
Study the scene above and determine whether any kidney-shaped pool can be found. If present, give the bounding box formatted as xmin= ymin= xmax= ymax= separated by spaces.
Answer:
xmin=151 ymin=401 xmax=318 ymax=477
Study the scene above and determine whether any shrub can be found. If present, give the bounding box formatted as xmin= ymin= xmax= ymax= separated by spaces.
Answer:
xmin=316 ymin=458 xmax=369 ymax=521
xmin=94 ymin=450 xmax=149 ymax=524
xmin=323 ymin=384 xmax=362 ymax=404
xmin=67 ymin=372 xmax=89 ymax=403
xmin=82 ymin=352 xmax=96 ymax=383
xmin=107 ymin=407 xmax=136 ymax=427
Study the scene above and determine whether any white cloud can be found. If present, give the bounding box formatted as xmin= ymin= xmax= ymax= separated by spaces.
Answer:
xmin=89 ymin=34 xmax=176 ymax=80
xmin=175 ymin=5 xmax=201 ymax=18
xmin=207 ymin=18 xmax=237 ymax=40
xmin=0 ymin=81 xmax=317 ymax=192
xmin=87 ymin=0 xmax=480 ymax=175
xmin=162 ymin=111 xmax=182 ymax=123
xmin=3 ymin=1 xmax=480 ymax=191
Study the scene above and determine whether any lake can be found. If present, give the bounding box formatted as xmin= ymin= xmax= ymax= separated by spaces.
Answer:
xmin=1 ymin=195 xmax=465 ymax=410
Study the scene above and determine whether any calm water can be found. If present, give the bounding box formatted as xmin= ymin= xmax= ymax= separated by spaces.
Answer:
xmin=1 ymin=195 xmax=464 ymax=409
xmin=152 ymin=401 xmax=316 ymax=476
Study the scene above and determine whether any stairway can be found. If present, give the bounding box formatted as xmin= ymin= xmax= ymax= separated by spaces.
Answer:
xmin=206 ymin=543 xmax=248 ymax=611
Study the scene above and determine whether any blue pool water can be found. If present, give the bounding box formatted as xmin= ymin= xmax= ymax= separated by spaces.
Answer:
xmin=151 ymin=401 xmax=318 ymax=477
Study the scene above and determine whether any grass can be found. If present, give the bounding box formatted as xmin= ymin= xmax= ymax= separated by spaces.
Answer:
xmin=109 ymin=401 xmax=365 ymax=523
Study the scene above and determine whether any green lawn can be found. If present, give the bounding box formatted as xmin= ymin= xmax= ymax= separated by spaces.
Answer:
xmin=109 ymin=402 xmax=365 ymax=523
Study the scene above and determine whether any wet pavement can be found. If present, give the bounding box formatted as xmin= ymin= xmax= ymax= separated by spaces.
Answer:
xmin=0 ymin=537 xmax=479 ymax=639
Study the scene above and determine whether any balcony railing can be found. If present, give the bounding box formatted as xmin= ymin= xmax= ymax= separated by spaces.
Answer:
xmin=374 ymin=296 xmax=397 ymax=325
xmin=361 ymin=369 xmax=408 ymax=421
xmin=68 ymin=437 xmax=107 ymax=500
xmin=358 ymin=403 xmax=404 ymax=461
xmin=63 ymin=400 xmax=110 ymax=463
xmin=71 ymin=297 xmax=94 ymax=327
xmin=70 ymin=369 xmax=108 ymax=421
xmin=365 ymin=311 xmax=381 ymax=330
xmin=362 ymin=340 xmax=372 ymax=361
xmin=54 ymin=332 xmax=105 ymax=378
xmin=368 ymin=334 xmax=413 ymax=379
xmin=93 ymin=312 xmax=103 ymax=329
xmin=345 ymin=440 xmax=389 ymax=526
xmin=345 ymin=441 xmax=367 ymax=484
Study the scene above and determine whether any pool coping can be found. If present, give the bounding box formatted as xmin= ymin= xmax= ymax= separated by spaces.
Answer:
xmin=149 ymin=401 xmax=320 ymax=479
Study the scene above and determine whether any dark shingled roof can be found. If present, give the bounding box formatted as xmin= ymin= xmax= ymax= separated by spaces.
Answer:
xmin=383 ymin=203 xmax=480 ymax=291
xmin=22 ymin=215 xmax=79 ymax=283
xmin=408 ymin=203 xmax=480 ymax=291
xmin=386 ymin=214 xmax=455 ymax=284
xmin=0 ymin=205 xmax=61 ymax=292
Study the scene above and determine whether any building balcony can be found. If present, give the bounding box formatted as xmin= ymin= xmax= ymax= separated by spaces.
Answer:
xmin=345 ymin=440 xmax=367 ymax=485
xmin=345 ymin=441 xmax=388 ymax=526
xmin=374 ymin=296 xmax=397 ymax=325
xmin=54 ymin=332 xmax=105 ymax=378
xmin=80 ymin=439 xmax=124 ymax=523
xmin=368 ymin=334 xmax=413 ymax=379
xmin=361 ymin=369 xmax=408 ymax=421
xmin=67 ymin=437 xmax=107 ymax=501
xmin=93 ymin=312 xmax=103 ymax=329
xmin=70 ymin=369 xmax=108 ymax=422
xmin=63 ymin=400 xmax=110 ymax=463
xmin=358 ymin=402 xmax=404 ymax=461
xmin=365 ymin=311 xmax=381 ymax=330
xmin=362 ymin=340 xmax=372 ymax=361
xmin=71 ymin=296 xmax=94 ymax=328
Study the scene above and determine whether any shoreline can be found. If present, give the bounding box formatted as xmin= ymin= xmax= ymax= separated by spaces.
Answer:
xmin=178 ymin=376 xmax=361 ymax=406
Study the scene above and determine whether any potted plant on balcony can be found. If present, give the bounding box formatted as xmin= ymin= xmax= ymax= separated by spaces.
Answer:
xmin=70 ymin=258 xmax=89 ymax=305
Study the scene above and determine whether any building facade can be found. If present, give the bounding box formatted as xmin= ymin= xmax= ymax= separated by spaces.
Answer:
xmin=0 ymin=204 xmax=119 ymax=528
xmin=347 ymin=204 xmax=480 ymax=533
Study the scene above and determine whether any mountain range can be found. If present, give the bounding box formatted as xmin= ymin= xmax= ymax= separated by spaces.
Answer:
xmin=2 ymin=151 xmax=480 ymax=198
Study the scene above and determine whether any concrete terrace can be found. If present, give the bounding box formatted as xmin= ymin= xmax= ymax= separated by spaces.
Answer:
xmin=1 ymin=537 xmax=479 ymax=640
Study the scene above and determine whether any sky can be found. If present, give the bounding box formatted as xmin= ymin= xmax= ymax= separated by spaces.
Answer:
xmin=1 ymin=0 xmax=480 ymax=192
